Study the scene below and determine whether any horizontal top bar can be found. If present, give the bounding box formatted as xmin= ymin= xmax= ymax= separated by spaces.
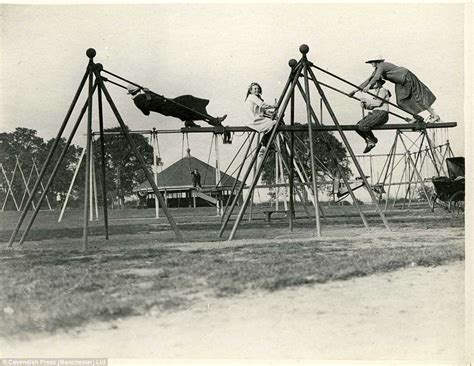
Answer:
xmin=180 ymin=122 xmax=457 ymax=133
xmin=92 ymin=122 xmax=457 ymax=136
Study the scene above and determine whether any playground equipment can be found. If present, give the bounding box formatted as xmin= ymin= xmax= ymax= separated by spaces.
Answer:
xmin=7 ymin=46 xmax=458 ymax=248
xmin=8 ymin=49 xmax=183 ymax=249
xmin=1 ymin=157 xmax=52 ymax=212
xmin=217 ymin=45 xmax=457 ymax=241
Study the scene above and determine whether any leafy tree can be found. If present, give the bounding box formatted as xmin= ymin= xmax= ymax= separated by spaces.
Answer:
xmin=261 ymin=123 xmax=352 ymax=198
xmin=93 ymin=126 xmax=153 ymax=208
xmin=0 ymin=128 xmax=85 ymax=210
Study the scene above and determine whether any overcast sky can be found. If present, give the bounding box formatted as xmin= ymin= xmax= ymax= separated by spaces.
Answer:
xmin=0 ymin=3 xmax=468 ymax=188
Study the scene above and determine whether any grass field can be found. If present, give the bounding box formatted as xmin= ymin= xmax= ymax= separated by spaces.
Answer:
xmin=0 ymin=205 xmax=464 ymax=340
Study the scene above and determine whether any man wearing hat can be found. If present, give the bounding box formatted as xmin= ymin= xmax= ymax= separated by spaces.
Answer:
xmin=356 ymin=79 xmax=391 ymax=153
xmin=348 ymin=57 xmax=441 ymax=123
xmin=127 ymin=84 xmax=227 ymax=128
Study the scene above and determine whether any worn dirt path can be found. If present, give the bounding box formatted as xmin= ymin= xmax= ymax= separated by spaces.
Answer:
xmin=0 ymin=262 xmax=466 ymax=363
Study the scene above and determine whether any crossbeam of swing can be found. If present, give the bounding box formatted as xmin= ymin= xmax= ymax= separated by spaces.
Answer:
xmin=91 ymin=122 xmax=456 ymax=137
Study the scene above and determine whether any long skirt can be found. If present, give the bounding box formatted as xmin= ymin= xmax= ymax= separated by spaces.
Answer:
xmin=247 ymin=117 xmax=276 ymax=133
xmin=395 ymin=71 xmax=436 ymax=115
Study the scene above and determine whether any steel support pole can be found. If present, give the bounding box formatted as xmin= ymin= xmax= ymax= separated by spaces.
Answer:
xmin=17 ymin=159 xmax=36 ymax=211
xmin=274 ymin=136 xmax=312 ymax=220
xmin=18 ymin=83 xmax=98 ymax=245
xmin=218 ymin=63 xmax=303 ymax=238
xmin=18 ymin=164 xmax=35 ymax=210
xmin=97 ymin=81 xmax=109 ymax=239
xmin=1 ymin=163 xmax=20 ymax=211
xmin=279 ymin=136 xmax=312 ymax=219
xmin=59 ymin=148 xmax=85 ymax=222
xmin=92 ymin=148 xmax=99 ymax=221
xmin=34 ymin=163 xmax=53 ymax=210
xmin=214 ymin=134 xmax=222 ymax=217
xmin=227 ymin=63 xmax=304 ymax=241
xmin=408 ymin=150 xmax=429 ymax=208
xmin=306 ymin=64 xmax=390 ymax=229
xmin=399 ymin=133 xmax=433 ymax=208
xmin=302 ymin=61 xmax=321 ymax=236
xmin=384 ymin=132 xmax=399 ymax=212
xmin=289 ymin=91 xmax=295 ymax=231
xmin=294 ymin=81 xmax=369 ymax=228
xmin=89 ymin=140 xmax=95 ymax=221
xmin=278 ymin=139 xmax=287 ymax=211
xmin=83 ymin=56 xmax=94 ymax=251
xmin=8 ymin=69 xmax=89 ymax=247
xmin=152 ymin=130 xmax=160 ymax=219
xmin=423 ymin=130 xmax=447 ymax=176
xmin=249 ymin=134 xmax=259 ymax=222
xmin=221 ymin=132 xmax=255 ymax=221
xmin=392 ymin=155 xmax=408 ymax=209
xmin=403 ymin=132 xmax=426 ymax=205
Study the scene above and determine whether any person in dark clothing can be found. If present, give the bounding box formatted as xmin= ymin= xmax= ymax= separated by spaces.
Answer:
xmin=355 ymin=79 xmax=391 ymax=153
xmin=127 ymin=84 xmax=227 ymax=128
xmin=191 ymin=169 xmax=202 ymax=189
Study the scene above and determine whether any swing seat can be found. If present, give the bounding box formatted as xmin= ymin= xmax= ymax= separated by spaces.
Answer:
xmin=222 ymin=130 xmax=233 ymax=144
xmin=262 ymin=209 xmax=295 ymax=222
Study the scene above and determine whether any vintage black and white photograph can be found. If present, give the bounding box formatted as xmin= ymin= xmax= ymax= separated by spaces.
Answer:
xmin=0 ymin=2 xmax=471 ymax=365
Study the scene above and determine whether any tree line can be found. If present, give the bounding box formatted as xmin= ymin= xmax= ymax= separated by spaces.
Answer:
xmin=1 ymin=125 xmax=351 ymax=211
xmin=0 ymin=127 xmax=152 ymax=210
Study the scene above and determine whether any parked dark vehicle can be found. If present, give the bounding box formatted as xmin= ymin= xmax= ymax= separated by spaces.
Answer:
xmin=431 ymin=157 xmax=464 ymax=216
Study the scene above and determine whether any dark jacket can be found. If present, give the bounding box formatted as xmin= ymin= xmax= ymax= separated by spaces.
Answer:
xmin=133 ymin=92 xmax=216 ymax=124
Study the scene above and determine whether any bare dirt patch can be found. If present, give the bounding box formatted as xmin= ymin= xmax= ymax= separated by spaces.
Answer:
xmin=0 ymin=262 xmax=464 ymax=361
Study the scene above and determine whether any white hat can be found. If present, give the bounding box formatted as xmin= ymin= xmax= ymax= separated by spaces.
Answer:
xmin=365 ymin=56 xmax=385 ymax=64
xmin=127 ymin=84 xmax=140 ymax=94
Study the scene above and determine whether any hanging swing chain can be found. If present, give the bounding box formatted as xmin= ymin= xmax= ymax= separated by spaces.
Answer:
xmin=151 ymin=132 xmax=167 ymax=189
xmin=202 ymin=134 xmax=214 ymax=186
xmin=220 ymin=142 xmax=260 ymax=187
xmin=185 ymin=133 xmax=193 ymax=175
xmin=215 ymin=132 xmax=252 ymax=187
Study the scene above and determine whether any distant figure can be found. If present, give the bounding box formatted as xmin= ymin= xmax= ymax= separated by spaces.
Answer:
xmin=127 ymin=84 xmax=227 ymax=128
xmin=191 ymin=169 xmax=202 ymax=189
xmin=56 ymin=192 xmax=62 ymax=209
xmin=244 ymin=82 xmax=278 ymax=156
xmin=348 ymin=57 xmax=441 ymax=123
xmin=356 ymin=79 xmax=391 ymax=153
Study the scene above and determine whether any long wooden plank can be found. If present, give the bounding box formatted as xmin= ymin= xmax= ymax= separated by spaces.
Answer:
xmin=92 ymin=122 xmax=456 ymax=136
xmin=180 ymin=122 xmax=457 ymax=134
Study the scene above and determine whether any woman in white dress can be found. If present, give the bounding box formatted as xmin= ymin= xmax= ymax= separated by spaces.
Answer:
xmin=244 ymin=82 xmax=277 ymax=153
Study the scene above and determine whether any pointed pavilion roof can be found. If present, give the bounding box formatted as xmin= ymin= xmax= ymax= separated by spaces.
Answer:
xmin=133 ymin=155 xmax=243 ymax=192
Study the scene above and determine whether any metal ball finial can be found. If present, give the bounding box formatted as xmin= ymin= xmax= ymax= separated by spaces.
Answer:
xmin=299 ymin=44 xmax=309 ymax=55
xmin=86 ymin=48 xmax=96 ymax=59
xmin=95 ymin=63 xmax=103 ymax=72
xmin=288 ymin=59 xmax=298 ymax=68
